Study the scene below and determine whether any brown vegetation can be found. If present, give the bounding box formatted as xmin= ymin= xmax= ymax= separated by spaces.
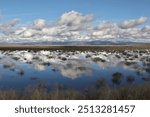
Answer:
xmin=0 ymin=82 xmax=150 ymax=100
xmin=112 ymin=72 xmax=122 ymax=85
xmin=0 ymin=44 xmax=150 ymax=51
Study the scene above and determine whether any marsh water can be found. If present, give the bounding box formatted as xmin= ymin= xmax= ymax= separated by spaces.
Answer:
xmin=0 ymin=49 xmax=149 ymax=91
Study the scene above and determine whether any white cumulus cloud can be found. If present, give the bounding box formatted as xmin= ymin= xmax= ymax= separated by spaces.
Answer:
xmin=55 ymin=11 xmax=93 ymax=26
xmin=119 ymin=16 xmax=148 ymax=29
xmin=33 ymin=19 xmax=47 ymax=29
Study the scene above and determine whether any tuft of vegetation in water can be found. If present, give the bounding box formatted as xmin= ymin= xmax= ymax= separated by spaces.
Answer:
xmin=92 ymin=57 xmax=106 ymax=62
xmin=112 ymin=72 xmax=122 ymax=85
xmin=126 ymin=76 xmax=135 ymax=83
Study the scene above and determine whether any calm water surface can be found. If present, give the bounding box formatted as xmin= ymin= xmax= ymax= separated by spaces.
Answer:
xmin=0 ymin=50 xmax=149 ymax=90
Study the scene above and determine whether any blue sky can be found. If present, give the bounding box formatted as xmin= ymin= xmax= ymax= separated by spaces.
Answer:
xmin=0 ymin=0 xmax=150 ymax=22
xmin=0 ymin=0 xmax=150 ymax=43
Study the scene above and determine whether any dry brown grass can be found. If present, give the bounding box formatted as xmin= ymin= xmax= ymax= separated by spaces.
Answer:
xmin=0 ymin=44 xmax=150 ymax=51
xmin=0 ymin=90 xmax=19 ymax=100
xmin=0 ymin=83 xmax=150 ymax=100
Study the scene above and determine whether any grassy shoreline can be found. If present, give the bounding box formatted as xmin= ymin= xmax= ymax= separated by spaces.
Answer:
xmin=0 ymin=83 xmax=150 ymax=100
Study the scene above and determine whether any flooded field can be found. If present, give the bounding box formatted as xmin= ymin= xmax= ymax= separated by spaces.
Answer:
xmin=0 ymin=47 xmax=150 ymax=99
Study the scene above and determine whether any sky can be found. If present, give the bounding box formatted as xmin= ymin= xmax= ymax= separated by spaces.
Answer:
xmin=0 ymin=0 xmax=150 ymax=43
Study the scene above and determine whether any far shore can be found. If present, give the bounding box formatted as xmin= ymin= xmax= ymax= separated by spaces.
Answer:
xmin=0 ymin=44 xmax=149 ymax=51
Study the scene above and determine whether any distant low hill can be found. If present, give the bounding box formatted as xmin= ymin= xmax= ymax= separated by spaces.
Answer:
xmin=1 ymin=40 xmax=150 ymax=45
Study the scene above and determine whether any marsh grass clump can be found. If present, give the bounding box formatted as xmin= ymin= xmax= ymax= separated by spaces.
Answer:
xmin=142 ymin=75 xmax=150 ymax=81
xmin=42 ymin=62 xmax=51 ymax=66
xmin=32 ymin=56 xmax=40 ymax=60
xmin=76 ymin=66 xmax=86 ymax=70
xmin=143 ymin=61 xmax=150 ymax=66
xmin=127 ymin=76 xmax=135 ymax=83
xmin=128 ymin=57 xmax=134 ymax=61
xmin=115 ymin=54 xmax=121 ymax=59
xmin=145 ymin=57 xmax=150 ymax=62
xmin=145 ymin=68 xmax=150 ymax=73
xmin=134 ymin=54 xmax=138 ymax=58
xmin=96 ymin=79 xmax=108 ymax=89
xmin=12 ymin=56 xmax=20 ymax=61
xmin=17 ymin=70 xmax=24 ymax=76
xmin=85 ymin=54 xmax=91 ymax=58
xmin=92 ymin=57 xmax=106 ymax=62
xmin=61 ymin=57 xmax=67 ymax=61
xmin=125 ymin=61 xmax=136 ymax=66
xmin=47 ymin=55 xmax=54 ymax=59
xmin=112 ymin=72 xmax=122 ymax=85
xmin=122 ymin=51 xmax=127 ymax=55
xmin=26 ymin=61 xmax=32 ymax=64
xmin=3 ymin=63 xmax=11 ymax=69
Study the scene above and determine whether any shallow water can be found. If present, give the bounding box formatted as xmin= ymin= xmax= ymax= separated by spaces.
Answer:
xmin=0 ymin=50 xmax=149 ymax=90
